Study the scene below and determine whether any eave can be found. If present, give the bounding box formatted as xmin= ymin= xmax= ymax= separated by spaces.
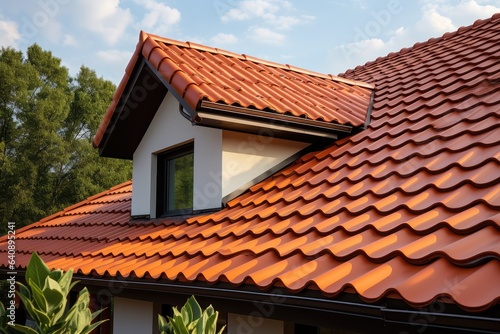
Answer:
xmin=195 ymin=100 xmax=354 ymax=141
xmin=4 ymin=269 xmax=498 ymax=333
xmin=97 ymin=57 xmax=168 ymax=159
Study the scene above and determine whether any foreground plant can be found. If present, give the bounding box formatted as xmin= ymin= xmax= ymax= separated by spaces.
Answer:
xmin=10 ymin=252 xmax=106 ymax=334
xmin=158 ymin=296 xmax=225 ymax=334
xmin=0 ymin=303 xmax=9 ymax=334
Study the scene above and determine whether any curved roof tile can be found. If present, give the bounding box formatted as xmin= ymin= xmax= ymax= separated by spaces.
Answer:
xmin=2 ymin=14 xmax=500 ymax=314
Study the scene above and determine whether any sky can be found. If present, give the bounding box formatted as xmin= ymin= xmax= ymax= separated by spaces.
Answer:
xmin=0 ymin=0 xmax=499 ymax=85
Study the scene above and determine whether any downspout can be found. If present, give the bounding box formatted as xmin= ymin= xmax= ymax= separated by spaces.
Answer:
xmin=178 ymin=104 xmax=193 ymax=123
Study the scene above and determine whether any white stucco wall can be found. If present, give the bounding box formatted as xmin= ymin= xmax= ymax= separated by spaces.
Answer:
xmin=227 ymin=313 xmax=284 ymax=334
xmin=132 ymin=92 xmax=310 ymax=217
xmin=222 ymin=131 xmax=309 ymax=197
xmin=132 ymin=93 xmax=223 ymax=217
xmin=113 ymin=297 xmax=153 ymax=334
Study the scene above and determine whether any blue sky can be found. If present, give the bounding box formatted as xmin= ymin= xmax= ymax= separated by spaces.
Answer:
xmin=1 ymin=0 xmax=499 ymax=84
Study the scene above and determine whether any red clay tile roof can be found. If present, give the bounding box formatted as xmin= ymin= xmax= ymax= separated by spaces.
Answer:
xmin=93 ymin=32 xmax=374 ymax=149
xmin=2 ymin=14 xmax=500 ymax=314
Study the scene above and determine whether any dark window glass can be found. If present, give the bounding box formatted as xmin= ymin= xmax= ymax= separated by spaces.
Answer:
xmin=295 ymin=324 xmax=319 ymax=334
xmin=157 ymin=144 xmax=193 ymax=216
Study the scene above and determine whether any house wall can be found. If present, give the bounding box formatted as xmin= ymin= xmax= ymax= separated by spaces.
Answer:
xmin=132 ymin=93 xmax=223 ymax=217
xmin=112 ymin=297 xmax=153 ymax=334
xmin=227 ymin=313 xmax=284 ymax=334
xmin=222 ymin=131 xmax=309 ymax=197
xmin=132 ymin=92 xmax=310 ymax=217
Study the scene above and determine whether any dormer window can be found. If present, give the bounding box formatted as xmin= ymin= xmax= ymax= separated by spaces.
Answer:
xmin=156 ymin=143 xmax=194 ymax=217
xmin=100 ymin=36 xmax=374 ymax=219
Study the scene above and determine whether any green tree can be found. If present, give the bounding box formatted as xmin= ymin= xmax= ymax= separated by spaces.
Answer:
xmin=0 ymin=44 xmax=131 ymax=234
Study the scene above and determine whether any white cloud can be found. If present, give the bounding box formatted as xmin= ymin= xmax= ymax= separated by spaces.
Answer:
xmin=416 ymin=5 xmax=456 ymax=35
xmin=222 ymin=0 xmax=280 ymax=21
xmin=248 ymin=27 xmax=286 ymax=45
xmin=329 ymin=0 xmax=500 ymax=74
xmin=1 ymin=4 xmax=64 ymax=47
xmin=63 ymin=34 xmax=77 ymax=46
xmin=394 ymin=26 xmax=407 ymax=37
xmin=134 ymin=0 xmax=181 ymax=35
xmin=0 ymin=20 xmax=21 ymax=48
xmin=97 ymin=49 xmax=133 ymax=63
xmin=72 ymin=0 xmax=134 ymax=45
xmin=432 ymin=0 xmax=500 ymax=25
xmin=221 ymin=0 xmax=314 ymax=30
xmin=0 ymin=3 xmax=88 ymax=50
xmin=42 ymin=20 xmax=64 ymax=44
xmin=332 ymin=36 xmax=390 ymax=71
xmin=273 ymin=15 xmax=302 ymax=30
xmin=210 ymin=33 xmax=238 ymax=45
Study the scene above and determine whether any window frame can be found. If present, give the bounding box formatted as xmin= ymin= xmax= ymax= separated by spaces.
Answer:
xmin=156 ymin=143 xmax=194 ymax=217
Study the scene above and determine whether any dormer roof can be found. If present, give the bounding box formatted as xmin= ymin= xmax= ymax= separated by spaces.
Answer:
xmin=93 ymin=32 xmax=374 ymax=159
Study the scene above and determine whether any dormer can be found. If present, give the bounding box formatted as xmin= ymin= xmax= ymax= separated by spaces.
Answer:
xmin=93 ymin=32 xmax=374 ymax=219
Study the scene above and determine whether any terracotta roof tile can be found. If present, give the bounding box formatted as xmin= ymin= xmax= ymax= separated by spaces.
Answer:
xmin=93 ymin=32 xmax=374 ymax=148
xmin=3 ymin=15 xmax=500 ymax=314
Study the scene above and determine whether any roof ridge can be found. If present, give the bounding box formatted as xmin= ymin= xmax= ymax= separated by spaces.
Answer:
xmin=143 ymin=31 xmax=374 ymax=89
xmin=341 ymin=12 xmax=500 ymax=76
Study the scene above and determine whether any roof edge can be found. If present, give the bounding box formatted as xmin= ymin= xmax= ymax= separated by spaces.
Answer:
xmin=31 ymin=274 xmax=500 ymax=332
xmin=92 ymin=30 xmax=374 ymax=151
xmin=93 ymin=31 xmax=149 ymax=149
xmin=143 ymin=32 xmax=374 ymax=89
xmin=0 ymin=180 xmax=132 ymax=243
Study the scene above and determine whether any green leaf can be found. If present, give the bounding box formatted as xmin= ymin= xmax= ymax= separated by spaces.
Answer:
xmin=158 ymin=314 xmax=168 ymax=329
xmin=172 ymin=307 xmax=181 ymax=318
xmin=158 ymin=314 xmax=174 ymax=334
xmin=171 ymin=316 xmax=189 ymax=334
xmin=48 ymin=269 xmax=63 ymax=282
xmin=186 ymin=296 xmax=202 ymax=321
xmin=42 ymin=276 xmax=65 ymax=319
xmin=0 ymin=303 xmax=8 ymax=334
xmin=62 ymin=288 xmax=92 ymax=334
xmin=186 ymin=318 xmax=199 ymax=332
xmin=16 ymin=286 xmax=49 ymax=331
xmin=15 ymin=252 xmax=108 ymax=333
xmin=50 ymin=325 xmax=70 ymax=334
xmin=90 ymin=308 xmax=106 ymax=322
xmin=57 ymin=269 xmax=74 ymax=296
xmin=25 ymin=252 xmax=50 ymax=290
xmin=80 ymin=319 xmax=109 ymax=334
xmin=196 ymin=312 xmax=207 ymax=334
xmin=181 ymin=302 xmax=192 ymax=325
xmin=159 ymin=296 xmax=226 ymax=334
xmin=14 ymin=291 xmax=36 ymax=322
xmin=28 ymin=277 xmax=48 ymax=313
xmin=30 ymin=305 xmax=51 ymax=331
xmin=9 ymin=324 xmax=39 ymax=334
xmin=16 ymin=282 xmax=31 ymax=300
xmin=204 ymin=305 xmax=215 ymax=318
xmin=205 ymin=313 xmax=218 ymax=333
xmin=68 ymin=280 xmax=79 ymax=295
